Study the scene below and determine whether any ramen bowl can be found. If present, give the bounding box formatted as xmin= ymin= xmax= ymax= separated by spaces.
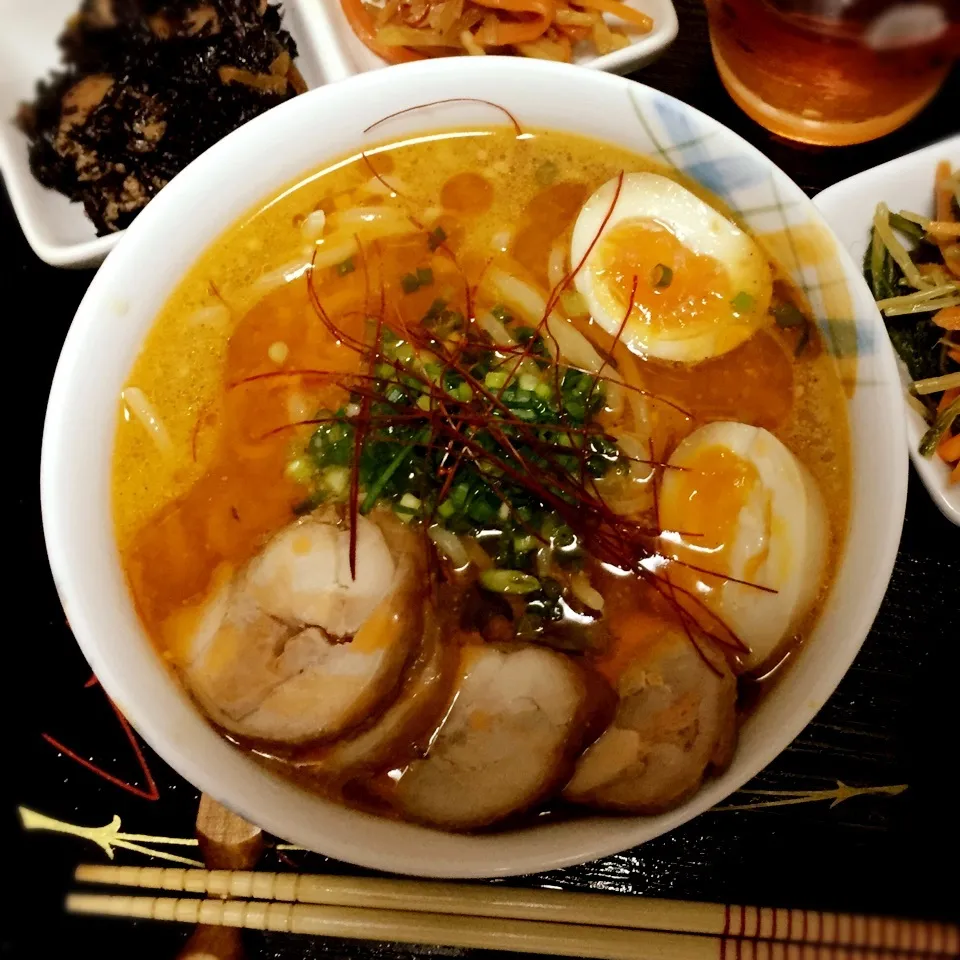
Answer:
xmin=41 ymin=57 xmax=906 ymax=878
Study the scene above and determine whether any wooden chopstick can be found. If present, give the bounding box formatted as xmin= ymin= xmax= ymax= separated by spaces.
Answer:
xmin=73 ymin=865 xmax=959 ymax=955
xmin=64 ymin=892 xmax=947 ymax=960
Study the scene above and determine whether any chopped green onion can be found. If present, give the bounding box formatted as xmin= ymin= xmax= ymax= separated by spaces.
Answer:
xmin=395 ymin=343 xmax=415 ymax=365
xmin=401 ymin=268 xmax=434 ymax=294
xmin=651 ymin=263 xmax=673 ymax=288
xmin=424 ymin=298 xmax=447 ymax=320
xmin=731 ymin=291 xmax=755 ymax=313
xmin=535 ymin=160 xmax=558 ymax=186
xmin=335 ymin=256 xmax=355 ymax=276
xmin=479 ymin=569 xmax=541 ymax=595
xmin=467 ymin=498 xmax=497 ymax=523
xmin=399 ymin=492 xmax=422 ymax=510
xmin=519 ymin=373 xmax=540 ymax=392
xmin=285 ymin=458 xmax=314 ymax=484
xmin=427 ymin=226 xmax=447 ymax=251
xmin=360 ymin=430 xmax=426 ymax=513
xmin=491 ymin=305 xmax=513 ymax=324
xmin=485 ymin=370 xmax=509 ymax=389
xmin=513 ymin=325 xmax=537 ymax=343
xmin=773 ymin=302 xmax=806 ymax=329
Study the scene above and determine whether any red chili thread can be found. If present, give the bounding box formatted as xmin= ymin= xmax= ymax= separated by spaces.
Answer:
xmin=42 ymin=694 xmax=159 ymax=801
xmin=363 ymin=98 xmax=523 ymax=137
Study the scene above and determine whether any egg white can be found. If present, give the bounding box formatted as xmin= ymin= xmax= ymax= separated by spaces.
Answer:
xmin=659 ymin=421 xmax=829 ymax=669
xmin=570 ymin=173 xmax=772 ymax=364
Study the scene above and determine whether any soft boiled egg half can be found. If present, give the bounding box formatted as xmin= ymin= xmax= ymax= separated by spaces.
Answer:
xmin=571 ymin=173 xmax=773 ymax=364
xmin=658 ymin=422 xmax=829 ymax=669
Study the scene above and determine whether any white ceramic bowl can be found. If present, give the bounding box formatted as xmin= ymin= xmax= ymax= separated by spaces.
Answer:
xmin=41 ymin=58 xmax=907 ymax=879
xmin=815 ymin=137 xmax=960 ymax=527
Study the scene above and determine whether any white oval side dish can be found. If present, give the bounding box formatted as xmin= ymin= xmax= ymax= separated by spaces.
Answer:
xmin=305 ymin=0 xmax=678 ymax=78
xmin=814 ymin=136 xmax=960 ymax=527
xmin=0 ymin=0 xmax=328 ymax=267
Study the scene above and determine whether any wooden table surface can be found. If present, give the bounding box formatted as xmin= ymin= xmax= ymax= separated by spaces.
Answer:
xmin=4 ymin=2 xmax=958 ymax=957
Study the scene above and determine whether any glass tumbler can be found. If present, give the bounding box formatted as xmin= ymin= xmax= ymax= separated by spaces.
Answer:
xmin=705 ymin=0 xmax=959 ymax=145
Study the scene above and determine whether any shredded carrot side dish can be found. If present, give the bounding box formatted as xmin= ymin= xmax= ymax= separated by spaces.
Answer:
xmin=864 ymin=162 xmax=960 ymax=480
xmin=340 ymin=0 xmax=652 ymax=62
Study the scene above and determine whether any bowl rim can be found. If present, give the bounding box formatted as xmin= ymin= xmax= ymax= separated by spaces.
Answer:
xmin=41 ymin=56 xmax=907 ymax=878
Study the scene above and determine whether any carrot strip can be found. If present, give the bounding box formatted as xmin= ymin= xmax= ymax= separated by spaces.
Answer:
xmin=938 ymin=431 xmax=960 ymax=463
xmin=933 ymin=306 xmax=960 ymax=330
xmin=949 ymin=348 xmax=960 ymax=364
xmin=473 ymin=0 xmax=555 ymax=45
xmin=572 ymin=0 xmax=653 ymax=31
xmin=938 ymin=387 xmax=960 ymax=412
xmin=933 ymin=162 xmax=960 ymax=278
xmin=340 ymin=0 xmax=425 ymax=63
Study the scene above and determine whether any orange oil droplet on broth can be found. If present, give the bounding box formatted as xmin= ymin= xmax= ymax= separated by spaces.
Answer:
xmin=441 ymin=172 xmax=494 ymax=216
xmin=597 ymin=220 xmax=733 ymax=333
xmin=511 ymin=181 xmax=590 ymax=285
xmin=638 ymin=331 xmax=794 ymax=431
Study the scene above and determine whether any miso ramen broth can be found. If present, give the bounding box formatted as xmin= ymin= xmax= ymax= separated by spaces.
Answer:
xmin=113 ymin=125 xmax=850 ymax=831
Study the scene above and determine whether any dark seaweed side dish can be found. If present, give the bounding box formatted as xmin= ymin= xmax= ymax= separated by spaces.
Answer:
xmin=17 ymin=1 xmax=303 ymax=234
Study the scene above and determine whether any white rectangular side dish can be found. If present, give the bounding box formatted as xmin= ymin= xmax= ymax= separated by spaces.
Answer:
xmin=814 ymin=137 xmax=960 ymax=526
xmin=0 ymin=0 xmax=677 ymax=267
xmin=0 ymin=0 xmax=331 ymax=267
xmin=310 ymin=0 xmax=677 ymax=78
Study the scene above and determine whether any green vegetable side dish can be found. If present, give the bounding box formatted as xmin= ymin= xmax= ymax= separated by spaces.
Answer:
xmin=290 ymin=303 xmax=626 ymax=646
xmin=863 ymin=194 xmax=959 ymax=461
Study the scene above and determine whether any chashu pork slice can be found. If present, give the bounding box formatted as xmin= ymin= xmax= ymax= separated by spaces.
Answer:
xmin=563 ymin=627 xmax=737 ymax=812
xmin=183 ymin=587 xmax=417 ymax=746
xmin=294 ymin=608 xmax=455 ymax=780
xmin=180 ymin=511 xmax=423 ymax=746
xmin=392 ymin=643 xmax=609 ymax=831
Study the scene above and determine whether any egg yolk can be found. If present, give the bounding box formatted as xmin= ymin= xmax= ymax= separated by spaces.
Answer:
xmin=596 ymin=220 xmax=734 ymax=334
xmin=660 ymin=444 xmax=760 ymax=577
